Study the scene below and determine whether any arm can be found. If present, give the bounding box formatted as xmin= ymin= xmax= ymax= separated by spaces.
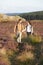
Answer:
xmin=14 ymin=25 xmax=16 ymax=33
xmin=31 ymin=26 xmax=33 ymax=35
xmin=22 ymin=28 xmax=26 ymax=32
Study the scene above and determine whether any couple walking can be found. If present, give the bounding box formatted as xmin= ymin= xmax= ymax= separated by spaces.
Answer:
xmin=14 ymin=19 xmax=33 ymax=43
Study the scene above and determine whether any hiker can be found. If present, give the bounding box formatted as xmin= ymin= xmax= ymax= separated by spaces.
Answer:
xmin=22 ymin=21 xmax=33 ymax=36
xmin=14 ymin=19 xmax=22 ymax=43
xmin=26 ymin=22 xmax=33 ymax=36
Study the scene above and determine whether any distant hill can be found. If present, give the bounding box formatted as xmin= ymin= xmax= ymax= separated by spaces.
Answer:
xmin=19 ymin=11 xmax=43 ymax=20
xmin=6 ymin=11 xmax=43 ymax=16
xmin=20 ymin=11 xmax=43 ymax=15
xmin=6 ymin=13 xmax=20 ymax=16
xmin=6 ymin=11 xmax=43 ymax=20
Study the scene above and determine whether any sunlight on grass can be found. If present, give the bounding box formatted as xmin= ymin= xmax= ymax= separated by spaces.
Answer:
xmin=0 ymin=48 xmax=6 ymax=55
xmin=29 ymin=35 xmax=42 ymax=43
xmin=16 ymin=51 xmax=34 ymax=61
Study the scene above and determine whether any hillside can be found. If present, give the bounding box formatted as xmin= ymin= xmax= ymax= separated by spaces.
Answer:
xmin=19 ymin=11 xmax=43 ymax=20
xmin=19 ymin=11 xmax=43 ymax=15
xmin=5 ymin=11 xmax=43 ymax=20
xmin=0 ymin=14 xmax=26 ymax=22
xmin=0 ymin=20 xmax=43 ymax=65
xmin=0 ymin=14 xmax=43 ymax=65
xmin=6 ymin=13 xmax=20 ymax=16
xmin=6 ymin=11 xmax=43 ymax=16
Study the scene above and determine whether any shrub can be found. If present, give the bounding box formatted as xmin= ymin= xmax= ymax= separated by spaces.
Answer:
xmin=38 ymin=58 xmax=43 ymax=65
xmin=29 ymin=35 xmax=42 ymax=45
xmin=22 ymin=35 xmax=42 ymax=45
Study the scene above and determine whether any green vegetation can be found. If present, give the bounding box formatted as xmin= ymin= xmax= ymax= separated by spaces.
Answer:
xmin=5 ymin=34 xmax=42 ymax=65
xmin=19 ymin=11 xmax=43 ymax=20
xmin=1 ymin=35 xmax=43 ymax=65
xmin=0 ymin=13 xmax=43 ymax=65
xmin=22 ymin=35 xmax=42 ymax=45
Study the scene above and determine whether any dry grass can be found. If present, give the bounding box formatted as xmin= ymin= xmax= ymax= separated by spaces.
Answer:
xmin=16 ymin=51 xmax=34 ymax=61
xmin=0 ymin=14 xmax=26 ymax=22
xmin=30 ymin=20 xmax=43 ymax=22
xmin=0 ymin=48 xmax=6 ymax=55
xmin=29 ymin=35 xmax=42 ymax=43
xmin=0 ymin=56 xmax=11 ymax=65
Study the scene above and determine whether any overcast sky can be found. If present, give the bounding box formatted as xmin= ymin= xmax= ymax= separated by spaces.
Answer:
xmin=0 ymin=0 xmax=43 ymax=13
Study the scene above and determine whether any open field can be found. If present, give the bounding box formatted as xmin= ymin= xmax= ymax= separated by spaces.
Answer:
xmin=0 ymin=14 xmax=43 ymax=65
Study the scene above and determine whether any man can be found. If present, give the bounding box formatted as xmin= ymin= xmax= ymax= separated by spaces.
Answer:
xmin=15 ymin=19 xmax=22 ymax=43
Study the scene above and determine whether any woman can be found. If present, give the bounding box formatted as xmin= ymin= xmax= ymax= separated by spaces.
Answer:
xmin=26 ymin=22 xmax=33 ymax=35
xmin=22 ymin=21 xmax=33 ymax=36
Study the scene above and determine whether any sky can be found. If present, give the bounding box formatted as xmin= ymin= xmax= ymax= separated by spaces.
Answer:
xmin=0 ymin=0 xmax=43 ymax=13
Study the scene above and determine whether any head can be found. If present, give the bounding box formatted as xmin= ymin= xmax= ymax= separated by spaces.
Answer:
xmin=18 ymin=19 xmax=22 ymax=21
xmin=17 ymin=19 xmax=22 ymax=24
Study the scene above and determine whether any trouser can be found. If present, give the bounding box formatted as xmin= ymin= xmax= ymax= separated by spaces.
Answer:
xmin=17 ymin=32 xmax=22 ymax=43
xmin=27 ymin=32 xmax=31 ymax=36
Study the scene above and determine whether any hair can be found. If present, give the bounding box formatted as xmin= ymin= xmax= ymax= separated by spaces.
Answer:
xmin=18 ymin=19 xmax=21 ymax=21
xmin=29 ymin=20 xmax=32 ymax=25
xmin=17 ymin=19 xmax=22 ymax=24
